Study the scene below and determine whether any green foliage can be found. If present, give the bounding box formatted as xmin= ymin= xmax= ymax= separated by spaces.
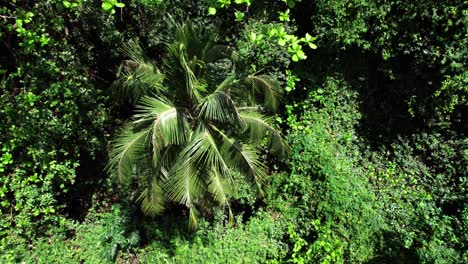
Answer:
xmin=313 ymin=0 xmax=466 ymax=64
xmin=279 ymin=77 xmax=383 ymax=263
xmin=1 ymin=205 xmax=140 ymax=263
xmin=205 ymin=0 xmax=316 ymax=62
xmin=364 ymin=154 xmax=464 ymax=263
xmin=0 ymin=0 xmax=466 ymax=263
xmin=141 ymin=211 xmax=287 ymax=263
xmin=311 ymin=0 xmax=467 ymax=131
xmin=288 ymin=222 xmax=344 ymax=264
xmin=108 ymin=22 xmax=287 ymax=228
xmin=3 ymin=205 xmax=287 ymax=263
xmin=236 ymin=20 xmax=292 ymax=71
xmin=278 ymin=72 xmax=466 ymax=262
xmin=0 ymin=0 xmax=109 ymax=241
xmin=102 ymin=0 xmax=126 ymax=14
xmin=430 ymin=72 xmax=468 ymax=128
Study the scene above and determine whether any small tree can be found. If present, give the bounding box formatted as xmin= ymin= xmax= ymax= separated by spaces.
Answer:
xmin=108 ymin=22 xmax=287 ymax=227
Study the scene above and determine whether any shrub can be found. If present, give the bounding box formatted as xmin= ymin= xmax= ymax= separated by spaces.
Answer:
xmin=141 ymin=211 xmax=287 ymax=263
xmin=1 ymin=205 xmax=140 ymax=263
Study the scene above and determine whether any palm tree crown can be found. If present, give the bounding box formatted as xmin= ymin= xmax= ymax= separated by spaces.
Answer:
xmin=108 ymin=22 xmax=288 ymax=228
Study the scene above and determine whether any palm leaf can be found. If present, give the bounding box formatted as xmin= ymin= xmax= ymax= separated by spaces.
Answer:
xmin=245 ymin=75 xmax=281 ymax=112
xmin=214 ymin=75 xmax=238 ymax=93
xmin=165 ymin=126 xmax=230 ymax=223
xmin=207 ymin=168 xmax=230 ymax=206
xmin=210 ymin=124 xmax=267 ymax=193
xmin=133 ymin=96 xmax=174 ymax=123
xmin=197 ymin=91 xmax=242 ymax=127
xmin=138 ymin=178 xmax=165 ymax=216
xmin=165 ymin=155 xmax=204 ymax=208
xmin=107 ymin=125 xmax=151 ymax=183
xmin=134 ymin=96 xmax=189 ymax=146
xmin=240 ymin=111 xmax=289 ymax=158
xmin=114 ymin=40 xmax=166 ymax=103
xmin=109 ymin=21 xmax=289 ymax=227
xmin=165 ymin=44 xmax=203 ymax=103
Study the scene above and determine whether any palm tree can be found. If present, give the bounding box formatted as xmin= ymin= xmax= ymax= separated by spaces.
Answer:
xmin=108 ymin=22 xmax=288 ymax=228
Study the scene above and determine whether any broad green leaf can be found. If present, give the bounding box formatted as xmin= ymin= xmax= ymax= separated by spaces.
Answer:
xmin=286 ymin=0 xmax=296 ymax=8
xmin=102 ymin=2 xmax=113 ymax=11
xmin=235 ymin=11 xmax=244 ymax=21
xmin=63 ymin=1 xmax=71 ymax=8
xmin=278 ymin=10 xmax=290 ymax=21
xmin=208 ymin=7 xmax=217 ymax=15
xmin=292 ymin=54 xmax=299 ymax=62
xmin=278 ymin=38 xmax=286 ymax=46
xmin=249 ymin=32 xmax=257 ymax=42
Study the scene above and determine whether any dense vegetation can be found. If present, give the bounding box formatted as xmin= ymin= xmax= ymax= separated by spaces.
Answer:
xmin=0 ymin=0 xmax=466 ymax=263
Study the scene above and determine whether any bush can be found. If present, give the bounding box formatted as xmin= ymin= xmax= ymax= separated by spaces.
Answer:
xmin=1 ymin=205 xmax=140 ymax=263
xmin=267 ymin=76 xmax=385 ymax=263
xmin=140 ymin=211 xmax=286 ymax=263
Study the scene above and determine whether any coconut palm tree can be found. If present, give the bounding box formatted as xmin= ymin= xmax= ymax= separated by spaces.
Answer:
xmin=108 ymin=22 xmax=287 ymax=228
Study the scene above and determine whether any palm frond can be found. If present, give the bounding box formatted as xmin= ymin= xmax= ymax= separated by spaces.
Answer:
xmin=114 ymin=40 xmax=166 ymax=103
xmin=134 ymin=96 xmax=189 ymax=147
xmin=134 ymin=96 xmax=174 ymax=123
xmin=197 ymin=91 xmax=242 ymax=127
xmin=231 ymin=143 xmax=267 ymax=193
xmin=214 ymin=75 xmax=238 ymax=93
xmin=209 ymin=124 xmax=267 ymax=193
xmin=240 ymin=111 xmax=289 ymax=158
xmin=188 ymin=205 xmax=200 ymax=230
xmin=107 ymin=125 xmax=151 ymax=183
xmin=207 ymin=168 xmax=230 ymax=206
xmin=181 ymin=52 xmax=203 ymax=103
xmin=245 ymin=75 xmax=281 ymax=112
xmin=166 ymin=126 xmax=230 ymax=204
xmin=165 ymin=44 xmax=203 ymax=103
xmin=138 ymin=179 xmax=165 ymax=216
xmin=186 ymin=126 xmax=230 ymax=175
xmin=165 ymin=155 xmax=204 ymax=208
xmin=174 ymin=22 xmax=218 ymax=61
xmin=163 ymin=22 xmax=222 ymax=104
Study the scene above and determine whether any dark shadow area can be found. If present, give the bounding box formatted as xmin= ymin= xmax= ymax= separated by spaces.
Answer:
xmin=292 ymin=45 xmax=444 ymax=148
xmin=62 ymin=151 xmax=108 ymax=221
xmin=354 ymin=52 xmax=441 ymax=146
xmin=367 ymin=232 xmax=420 ymax=264
xmin=134 ymin=204 xmax=199 ymax=254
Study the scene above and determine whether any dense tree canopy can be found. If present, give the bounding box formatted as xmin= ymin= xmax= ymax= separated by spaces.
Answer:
xmin=0 ymin=0 xmax=466 ymax=263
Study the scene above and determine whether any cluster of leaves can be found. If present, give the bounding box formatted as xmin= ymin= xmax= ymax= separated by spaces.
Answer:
xmin=141 ymin=211 xmax=287 ymax=263
xmin=301 ymin=5 xmax=467 ymax=261
xmin=271 ymin=76 xmax=384 ymax=263
xmin=269 ymin=73 xmax=466 ymax=262
xmin=101 ymin=0 xmax=126 ymax=14
xmin=206 ymin=0 xmax=316 ymax=62
xmin=2 ymin=205 xmax=139 ymax=263
xmin=0 ymin=0 xmax=112 ymax=247
xmin=3 ymin=201 xmax=289 ymax=263
xmin=311 ymin=0 xmax=467 ymax=133
xmin=363 ymin=153 xmax=466 ymax=263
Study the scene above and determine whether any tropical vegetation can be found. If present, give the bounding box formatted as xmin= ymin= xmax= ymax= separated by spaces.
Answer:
xmin=108 ymin=22 xmax=287 ymax=227
xmin=0 ymin=0 xmax=466 ymax=263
